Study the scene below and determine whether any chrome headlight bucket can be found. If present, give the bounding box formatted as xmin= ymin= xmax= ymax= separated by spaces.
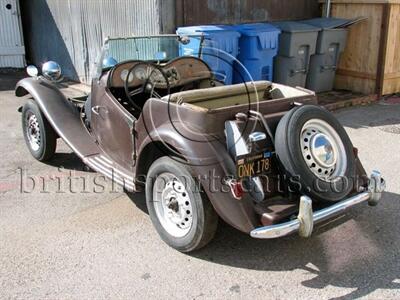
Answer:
xmin=42 ymin=61 xmax=62 ymax=81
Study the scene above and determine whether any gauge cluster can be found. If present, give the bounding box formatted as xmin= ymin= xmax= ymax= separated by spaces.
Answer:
xmin=109 ymin=57 xmax=212 ymax=89
xmin=164 ymin=67 xmax=180 ymax=85
xmin=120 ymin=69 xmax=134 ymax=83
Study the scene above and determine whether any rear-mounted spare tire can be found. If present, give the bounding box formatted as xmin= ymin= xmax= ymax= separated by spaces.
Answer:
xmin=275 ymin=105 xmax=356 ymax=202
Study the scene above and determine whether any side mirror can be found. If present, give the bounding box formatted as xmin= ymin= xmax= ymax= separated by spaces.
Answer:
xmin=42 ymin=61 xmax=62 ymax=81
xmin=26 ymin=65 xmax=39 ymax=78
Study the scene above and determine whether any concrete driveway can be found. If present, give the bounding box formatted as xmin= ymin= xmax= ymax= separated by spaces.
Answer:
xmin=0 ymin=74 xmax=399 ymax=299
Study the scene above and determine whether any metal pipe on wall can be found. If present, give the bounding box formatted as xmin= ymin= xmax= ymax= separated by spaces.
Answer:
xmin=325 ymin=0 xmax=332 ymax=17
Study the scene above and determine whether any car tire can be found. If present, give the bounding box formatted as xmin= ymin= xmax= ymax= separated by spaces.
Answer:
xmin=275 ymin=105 xmax=356 ymax=202
xmin=22 ymin=99 xmax=57 ymax=162
xmin=146 ymin=157 xmax=218 ymax=252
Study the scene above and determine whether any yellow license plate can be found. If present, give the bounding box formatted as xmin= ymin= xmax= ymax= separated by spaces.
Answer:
xmin=236 ymin=151 xmax=272 ymax=179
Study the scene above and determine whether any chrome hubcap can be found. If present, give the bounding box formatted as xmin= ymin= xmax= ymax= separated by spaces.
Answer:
xmin=301 ymin=119 xmax=347 ymax=181
xmin=153 ymin=173 xmax=193 ymax=237
xmin=310 ymin=133 xmax=336 ymax=168
xmin=26 ymin=113 xmax=41 ymax=152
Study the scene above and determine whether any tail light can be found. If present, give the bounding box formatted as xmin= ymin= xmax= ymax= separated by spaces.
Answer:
xmin=226 ymin=178 xmax=244 ymax=200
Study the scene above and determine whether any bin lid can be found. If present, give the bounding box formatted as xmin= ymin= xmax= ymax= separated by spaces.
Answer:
xmin=233 ymin=23 xmax=281 ymax=35
xmin=177 ymin=25 xmax=240 ymax=55
xmin=300 ymin=17 xmax=354 ymax=29
xmin=177 ymin=25 xmax=240 ymax=36
xmin=272 ymin=21 xmax=320 ymax=33
xmin=233 ymin=23 xmax=281 ymax=50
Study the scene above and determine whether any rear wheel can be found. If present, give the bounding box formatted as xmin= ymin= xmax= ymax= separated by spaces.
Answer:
xmin=275 ymin=105 xmax=356 ymax=202
xmin=22 ymin=99 xmax=57 ymax=162
xmin=145 ymin=157 xmax=218 ymax=252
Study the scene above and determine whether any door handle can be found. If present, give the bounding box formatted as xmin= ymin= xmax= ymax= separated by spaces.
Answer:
xmin=290 ymin=69 xmax=307 ymax=76
xmin=92 ymin=106 xmax=108 ymax=115
xmin=320 ymin=65 xmax=337 ymax=72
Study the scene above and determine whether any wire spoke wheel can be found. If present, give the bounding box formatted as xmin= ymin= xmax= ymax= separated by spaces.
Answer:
xmin=22 ymin=99 xmax=57 ymax=162
xmin=25 ymin=112 xmax=41 ymax=152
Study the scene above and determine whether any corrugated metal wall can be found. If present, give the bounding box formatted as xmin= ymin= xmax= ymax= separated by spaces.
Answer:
xmin=20 ymin=0 xmax=319 ymax=83
xmin=176 ymin=0 xmax=320 ymax=26
xmin=21 ymin=0 xmax=168 ymax=83
xmin=0 ymin=0 xmax=26 ymax=68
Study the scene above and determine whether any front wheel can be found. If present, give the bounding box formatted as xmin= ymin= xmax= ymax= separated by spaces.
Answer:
xmin=145 ymin=157 xmax=218 ymax=253
xmin=22 ymin=99 xmax=57 ymax=162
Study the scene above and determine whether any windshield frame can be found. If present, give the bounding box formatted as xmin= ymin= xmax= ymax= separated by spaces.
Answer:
xmin=94 ymin=34 xmax=204 ymax=81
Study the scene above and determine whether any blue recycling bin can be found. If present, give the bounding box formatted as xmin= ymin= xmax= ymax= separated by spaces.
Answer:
xmin=232 ymin=23 xmax=281 ymax=84
xmin=176 ymin=25 xmax=241 ymax=85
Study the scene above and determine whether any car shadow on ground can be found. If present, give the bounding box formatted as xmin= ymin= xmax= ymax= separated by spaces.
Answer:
xmin=0 ymin=69 xmax=25 ymax=91
xmin=46 ymin=151 xmax=399 ymax=299
xmin=46 ymin=152 xmax=94 ymax=172
xmin=125 ymin=188 xmax=400 ymax=298
xmin=188 ymin=191 xmax=400 ymax=299
xmin=126 ymin=191 xmax=148 ymax=214
xmin=336 ymin=103 xmax=400 ymax=131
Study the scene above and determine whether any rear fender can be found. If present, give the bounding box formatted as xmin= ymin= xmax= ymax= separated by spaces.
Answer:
xmin=137 ymin=122 xmax=259 ymax=233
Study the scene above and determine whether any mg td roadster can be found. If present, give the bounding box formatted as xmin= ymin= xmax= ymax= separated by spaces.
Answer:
xmin=16 ymin=35 xmax=385 ymax=252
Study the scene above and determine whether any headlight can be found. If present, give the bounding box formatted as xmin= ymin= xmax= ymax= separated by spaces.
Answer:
xmin=42 ymin=61 xmax=62 ymax=81
xmin=26 ymin=65 xmax=39 ymax=77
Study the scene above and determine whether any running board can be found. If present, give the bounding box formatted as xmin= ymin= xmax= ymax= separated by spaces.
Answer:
xmin=85 ymin=155 xmax=136 ymax=192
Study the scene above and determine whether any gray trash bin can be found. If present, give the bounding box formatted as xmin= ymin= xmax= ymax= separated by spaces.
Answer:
xmin=300 ymin=18 xmax=349 ymax=93
xmin=273 ymin=21 xmax=320 ymax=87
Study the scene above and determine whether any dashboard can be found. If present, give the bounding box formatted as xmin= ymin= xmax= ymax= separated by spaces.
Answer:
xmin=107 ymin=57 xmax=213 ymax=89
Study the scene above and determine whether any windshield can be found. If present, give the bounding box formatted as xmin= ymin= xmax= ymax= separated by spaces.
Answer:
xmin=99 ymin=35 xmax=203 ymax=72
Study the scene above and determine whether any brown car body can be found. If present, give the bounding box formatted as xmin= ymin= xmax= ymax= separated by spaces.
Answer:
xmin=15 ymin=54 xmax=381 ymax=238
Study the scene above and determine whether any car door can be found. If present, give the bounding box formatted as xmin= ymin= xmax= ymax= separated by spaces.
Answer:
xmin=91 ymin=89 xmax=136 ymax=172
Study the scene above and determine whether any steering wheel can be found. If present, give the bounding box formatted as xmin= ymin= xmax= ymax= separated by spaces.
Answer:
xmin=124 ymin=62 xmax=170 ymax=112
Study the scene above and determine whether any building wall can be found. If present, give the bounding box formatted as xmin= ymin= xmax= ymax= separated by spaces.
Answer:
xmin=21 ymin=0 xmax=170 ymax=83
xmin=0 ymin=0 xmax=25 ymax=68
xmin=21 ymin=0 xmax=319 ymax=83
xmin=176 ymin=0 xmax=320 ymax=26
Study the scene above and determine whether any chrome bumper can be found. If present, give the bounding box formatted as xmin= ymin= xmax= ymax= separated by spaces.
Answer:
xmin=250 ymin=171 xmax=386 ymax=239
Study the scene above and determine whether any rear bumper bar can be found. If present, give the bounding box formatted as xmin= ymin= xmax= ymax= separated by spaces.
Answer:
xmin=250 ymin=171 xmax=386 ymax=239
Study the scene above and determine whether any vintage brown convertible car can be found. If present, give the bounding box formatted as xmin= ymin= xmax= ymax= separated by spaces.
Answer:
xmin=15 ymin=35 xmax=385 ymax=252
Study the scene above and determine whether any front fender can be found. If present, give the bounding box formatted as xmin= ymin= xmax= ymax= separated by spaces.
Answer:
xmin=137 ymin=122 xmax=259 ymax=234
xmin=15 ymin=77 xmax=70 ymax=110
xmin=15 ymin=77 xmax=98 ymax=157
